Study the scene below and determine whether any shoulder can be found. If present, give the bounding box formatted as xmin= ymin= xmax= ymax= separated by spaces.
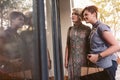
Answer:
xmin=4 ymin=28 xmax=15 ymax=41
xmin=68 ymin=26 xmax=73 ymax=29
xmin=98 ymin=22 xmax=111 ymax=32
xmin=67 ymin=26 xmax=73 ymax=31
xmin=4 ymin=29 xmax=9 ymax=36
xmin=4 ymin=28 xmax=12 ymax=34
xmin=4 ymin=29 xmax=12 ymax=37
xmin=82 ymin=24 xmax=91 ymax=31
xmin=20 ymin=30 xmax=33 ymax=40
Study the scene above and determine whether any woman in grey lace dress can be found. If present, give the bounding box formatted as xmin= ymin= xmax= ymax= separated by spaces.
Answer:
xmin=64 ymin=8 xmax=91 ymax=80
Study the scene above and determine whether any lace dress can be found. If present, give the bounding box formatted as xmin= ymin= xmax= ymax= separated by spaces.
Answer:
xmin=67 ymin=24 xmax=91 ymax=80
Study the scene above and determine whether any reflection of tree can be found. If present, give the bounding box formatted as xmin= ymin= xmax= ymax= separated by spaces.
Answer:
xmin=0 ymin=0 xmax=32 ymax=29
xmin=91 ymin=0 xmax=120 ymax=39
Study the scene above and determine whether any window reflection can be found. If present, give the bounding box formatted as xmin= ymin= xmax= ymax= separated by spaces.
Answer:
xmin=0 ymin=0 xmax=54 ymax=79
xmin=0 ymin=0 xmax=34 ymax=79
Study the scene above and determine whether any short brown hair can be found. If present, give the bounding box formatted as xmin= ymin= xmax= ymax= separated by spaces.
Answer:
xmin=82 ymin=5 xmax=98 ymax=18
xmin=9 ymin=11 xmax=25 ymax=21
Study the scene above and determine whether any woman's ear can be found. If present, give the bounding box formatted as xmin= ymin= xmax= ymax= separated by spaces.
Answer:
xmin=93 ymin=12 xmax=97 ymax=18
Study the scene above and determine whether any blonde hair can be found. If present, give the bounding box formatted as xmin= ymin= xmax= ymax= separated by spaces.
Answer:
xmin=25 ymin=11 xmax=32 ymax=19
xmin=72 ymin=8 xmax=83 ymax=20
xmin=24 ymin=11 xmax=33 ymax=26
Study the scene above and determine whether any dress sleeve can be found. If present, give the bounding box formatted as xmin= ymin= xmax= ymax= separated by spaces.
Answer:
xmin=66 ymin=27 xmax=72 ymax=46
xmin=98 ymin=24 xmax=111 ymax=33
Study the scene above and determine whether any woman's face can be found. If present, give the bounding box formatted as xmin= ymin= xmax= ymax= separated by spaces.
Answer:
xmin=12 ymin=15 xmax=25 ymax=29
xmin=72 ymin=12 xmax=80 ymax=23
xmin=83 ymin=10 xmax=95 ymax=24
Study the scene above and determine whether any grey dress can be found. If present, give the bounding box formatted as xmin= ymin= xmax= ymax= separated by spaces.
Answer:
xmin=67 ymin=24 xmax=91 ymax=80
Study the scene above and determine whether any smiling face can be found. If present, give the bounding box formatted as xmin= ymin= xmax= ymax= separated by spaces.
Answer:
xmin=82 ymin=5 xmax=98 ymax=24
xmin=83 ymin=10 xmax=96 ymax=24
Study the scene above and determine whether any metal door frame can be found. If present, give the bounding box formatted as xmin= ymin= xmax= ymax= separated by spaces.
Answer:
xmin=33 ymin=0 xmax=64 ymax=80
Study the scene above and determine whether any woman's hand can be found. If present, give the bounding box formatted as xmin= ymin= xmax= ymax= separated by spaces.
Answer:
xmin=87 ymin=54 xmax=99 ymax=63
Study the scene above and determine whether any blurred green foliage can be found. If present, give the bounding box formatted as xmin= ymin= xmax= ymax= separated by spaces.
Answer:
xmin=91 ymin=0 xmax=120 ymax=39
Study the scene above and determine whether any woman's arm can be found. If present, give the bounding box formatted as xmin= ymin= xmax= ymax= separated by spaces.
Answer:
xmin=64 ymin=27 xmax=72 ymax=68
xmin=64 ymin=46 xmax=68 ymax=68
xmin=100 ymin=31 xmax=120 ymax=57
xmin=88 ymin=31 xmax=120 ymax=63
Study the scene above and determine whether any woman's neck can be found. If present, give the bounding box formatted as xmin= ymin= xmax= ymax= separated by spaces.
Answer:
xmin=91 ymin=18 xmax=98 ymax=25
xmin=74 ymin=22 xmax=82 ymax=27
